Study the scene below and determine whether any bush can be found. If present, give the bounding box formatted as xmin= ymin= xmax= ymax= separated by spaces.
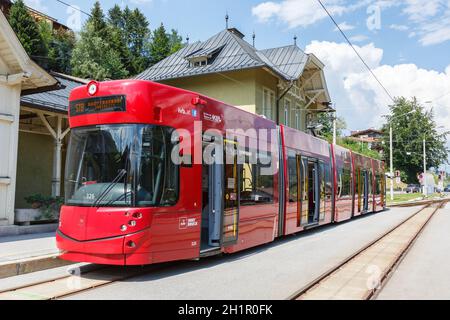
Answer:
xmin=24 ymin=194 xmax=64 ymax=220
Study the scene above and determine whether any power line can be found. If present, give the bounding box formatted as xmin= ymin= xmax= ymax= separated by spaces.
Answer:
xmin=316 ymin=0 xmax=395 ymax=103
xmin=55 ymin=0 xmax=91 ymax=17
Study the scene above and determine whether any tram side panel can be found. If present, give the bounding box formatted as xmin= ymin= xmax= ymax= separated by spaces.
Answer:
xmin=281 ymin=126 xmax=334 ymax=236
xmin=199 ymin=96 xmax=281 ymax=254
xmin=333 ymin=145 xmax=354 ymax=222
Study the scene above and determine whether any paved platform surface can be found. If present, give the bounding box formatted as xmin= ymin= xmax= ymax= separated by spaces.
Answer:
xmin=0 ymin=232 xmax=57 ymax=264
xmin=61 ymin=206 xmax=422 ymax=300
xmin=377 ymin=202 xmax=450 ymax=300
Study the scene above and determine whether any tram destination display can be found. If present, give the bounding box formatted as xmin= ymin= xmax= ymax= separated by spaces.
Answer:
xmin=69 ymin=95 xmax=126 ymax=116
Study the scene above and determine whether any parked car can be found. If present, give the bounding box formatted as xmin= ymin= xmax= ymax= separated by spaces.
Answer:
xmin=444 ymin=185 xmax=450 ymax=192
xmin=406 ymin=184 xmax=421 ymax=193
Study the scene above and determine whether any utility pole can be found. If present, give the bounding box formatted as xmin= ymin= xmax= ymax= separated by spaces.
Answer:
xmin=423 ymin=137 xmax=427 ymax=196
xmin=390 ymin=125 xmax=394 ymax=201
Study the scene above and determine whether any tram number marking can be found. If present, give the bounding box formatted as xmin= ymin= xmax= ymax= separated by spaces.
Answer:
xmin=86 ymin=193 xmax=95 ymax=200
xmin=179 ymin=217 xmax=198 ymax=229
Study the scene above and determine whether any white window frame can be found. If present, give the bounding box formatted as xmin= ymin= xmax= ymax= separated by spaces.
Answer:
xmin=295 ymin=105 xmax=300 ymax=129
xmin=262 ymin=87 xmax=275 ymax=120
xmin=284 ymin=98 xmax=291 ymax=126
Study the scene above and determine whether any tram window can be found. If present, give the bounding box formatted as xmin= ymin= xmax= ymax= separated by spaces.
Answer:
xmin=240 ymin=149 xmax=274 ymax=206
xmin=136 ymin=126 xmax=179 ymax=206
xmin=300 ymin=157 xmax=308 ymax=225
xmin=339 ymin=168 xmax=352 ymax=198
xmin=319 ymin=162 xmax=326 ymax=220
xmin=288 ymin=151 xmax=298 ymax=203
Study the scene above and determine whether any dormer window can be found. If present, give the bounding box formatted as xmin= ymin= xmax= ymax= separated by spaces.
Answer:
xmin=190 ymin=58 xmax=208 ymax=68
xmin=185 ymin=45 xmax=225 ymax=68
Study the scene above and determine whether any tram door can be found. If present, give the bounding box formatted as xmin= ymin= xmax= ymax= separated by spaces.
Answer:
xmin=307 ymin=159 xmax=320 ymax=224
xmin=363 ymin=170 xmax=369 ymax=212
xmin=201 ymin=139 xmax=223 ymax=249
xmin=222 ymin=140 xmax=239 ymax=245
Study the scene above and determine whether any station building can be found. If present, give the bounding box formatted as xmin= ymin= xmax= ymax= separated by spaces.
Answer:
xmin=137 ymin=27 xmax=332 ymax=132
xmin=0 ymin=10 xmax=86 ymax=230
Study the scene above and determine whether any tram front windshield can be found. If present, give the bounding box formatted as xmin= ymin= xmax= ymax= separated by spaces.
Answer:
xmin=65 ymin=124 xmax=179 ymax=207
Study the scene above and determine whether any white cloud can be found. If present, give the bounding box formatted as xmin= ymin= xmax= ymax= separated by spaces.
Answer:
xmin=349 ymin=34 xmax=369 ymax=42
xmin=305 ymin=41 xmax=450 ymax=134
xmin=334 ymin=21 xmax=355 ymax=31
xmin=390 ymin=24 xmax=409 ymax=31
xmin=252 ymin=0 xmax=450 ymax=46
xmin=130 ymin=0 xmax=153 ymax=4
xmin=252 ymin=0 xmax=351 ymax=28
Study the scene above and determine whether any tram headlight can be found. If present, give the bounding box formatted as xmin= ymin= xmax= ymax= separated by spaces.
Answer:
xmin=120 ymin=225 xmax=127 ymax=232
xmin=87 ymin=81 xmax=99 ymax=96
xmin=128 ymin=220 xmax=137 ymax=227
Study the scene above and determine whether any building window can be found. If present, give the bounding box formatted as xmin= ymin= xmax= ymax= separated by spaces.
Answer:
xmin=284 ymin=98 xmax=291 ymax=126
xmin=295 ymin=109 xmax=300 ymax=130
xmin=262 ymin=88 xmax=275 ymax=120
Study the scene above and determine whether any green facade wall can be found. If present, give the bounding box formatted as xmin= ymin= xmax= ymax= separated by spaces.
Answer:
xmin=15 ymin=132 xmax=54 ymax=208
xmin=162 ymin=67 xmax=308 ymax=131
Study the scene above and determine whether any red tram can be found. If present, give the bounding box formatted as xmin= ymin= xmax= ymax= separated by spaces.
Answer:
xmin=56 ymin=80 xmax=386 ymax=265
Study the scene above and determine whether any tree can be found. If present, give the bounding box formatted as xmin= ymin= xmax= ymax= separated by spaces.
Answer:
xmin=381 ymin=97 xmax=449 ymax=183
xmin=71 ymin=3 xmax=128 ymax=81
xmin=8 ymin=0 xmax=47 ymax=58
xmin=88 ymin=1 xmax=108 ymax=38
xmin=149 ymin=23 xmax=171 ymax=65
xmin=317 ymin=112 xmax=347 ymax=140
xmin=168 ymin=29 xmax=183 ymax=54
xmin=49 ymin=29 xmax=76 ymax=74
xmin=122 ymin=7 xmax=151 ymax=74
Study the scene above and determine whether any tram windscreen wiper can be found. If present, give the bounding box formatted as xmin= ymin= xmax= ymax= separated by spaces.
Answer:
xmin=92 ymin=168 xmax=127 ymax=207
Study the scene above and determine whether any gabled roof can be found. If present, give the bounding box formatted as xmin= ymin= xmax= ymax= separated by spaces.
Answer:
xmin=350 ymin=128 xmax=383 ymax=137
xmin=136 ymin=29 xmax=311 ymax=82
xmin=21 ymin=72 xmax=88 ymax=113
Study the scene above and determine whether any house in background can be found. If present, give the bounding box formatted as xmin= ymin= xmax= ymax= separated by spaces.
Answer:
xmin=348 ymin=128 xmax=384 ymax=154
xmin=0 ymin=0 xmax=70 ymax=32
xmin=137 ymin=27 xmax=332 ymax=132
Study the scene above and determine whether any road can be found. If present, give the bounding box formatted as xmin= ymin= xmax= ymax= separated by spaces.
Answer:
xmin=59 ymin=206 xmax=421 ymax=300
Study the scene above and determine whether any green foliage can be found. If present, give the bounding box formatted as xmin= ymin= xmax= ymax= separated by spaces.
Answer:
xmin=150 ymin=23 xmax=171 ymax=65
xmin=24 ymin=194 xmax=64 ymax=220
xmin=49 ymin=29 xmax=76 ymax=74
xmin=9 ymin=0 xmax=183 ymax=77
xmin=8 ymin=0 xmax=47 ymax=58
xmin=71 ymin=17 xmax=128 ymax=80
xmin=317 ymin=112 xmax=347 ymax=139
xmin=89 ymin=1 xmax=108 ymax=37
xmin=149 ymin=24 xmax=183 ymax=66
xmin=168 ymin=29 xmax=183 ymax=54
xmin=381 ymin=97 xmax=449 ymax=183
xmin=337 ymin=137 xmax=382 ymax=160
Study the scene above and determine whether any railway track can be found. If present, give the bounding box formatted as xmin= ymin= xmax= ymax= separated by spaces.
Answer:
xmin=0 ymin=262 xmax=169 ymax=300
xmin=0 ymin=201 xmax=445 ymax=300
xmin=289 ymin=199 xmax=448 ymax=300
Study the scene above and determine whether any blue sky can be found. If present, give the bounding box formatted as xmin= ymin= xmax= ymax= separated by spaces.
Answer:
xmin=26 ymin=0 xmax=450 ymax=140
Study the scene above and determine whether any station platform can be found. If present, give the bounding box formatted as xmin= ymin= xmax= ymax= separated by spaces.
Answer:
xmin=0 ymin=232 xmax=70 ymax=279
xmin=377 ymin=201 xmax=450 ymax=300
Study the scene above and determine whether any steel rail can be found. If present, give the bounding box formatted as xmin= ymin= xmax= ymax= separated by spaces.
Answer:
xmin=288 ymin=199 xmax=446 ymax=300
